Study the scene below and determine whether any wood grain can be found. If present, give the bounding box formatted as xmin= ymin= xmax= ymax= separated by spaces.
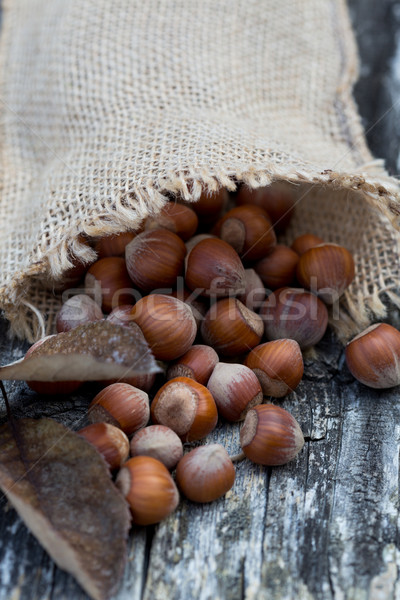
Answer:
xmin=1 ymin=1 xmax=400 ymax=598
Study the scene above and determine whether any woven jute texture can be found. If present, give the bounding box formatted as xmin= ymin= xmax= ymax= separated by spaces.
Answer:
xmin=1 ymin=0 xmax=400 ymax=342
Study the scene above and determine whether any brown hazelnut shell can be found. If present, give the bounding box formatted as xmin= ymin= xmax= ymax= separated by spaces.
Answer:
xmin=130 ymin=425 xmax=183 ymax=470
xmin=213 ymin=204 xmax=276 ymax=260
xmin=151 ymin=377 xmax=218 ymax=442
xmin=85 ymin=257 xmax=134 ymax=313
xmin=260 ymin=287 xmax=328 ymax=350
xmin=240 ymin=404 xmax=304 ymax=466
xmin=129 ymin=294 xmax=197 ymax=361
xmin=167 ymin=345 xmax=219 ymax=385
xmin=176 ymin=444 xmax=235 ymax=503
xmin=291 ymin=234 xmax=324 ymax=256
xmin=244 ymin=339 xmax=304 ymax=397
xmin=88 ymin=383 xmax=150 ymax=435
xmin=78 ymin=423 xmax=129 ymax=471
xmin=185 ymin=238 xmax=246 ymax=297
xmin=345 ymin=323 xmax=400 ymax=389
xmin=145 ymin=202 xmax=199 ymax=240
xmin=207 ymin=363 xmax=263 ymax=421
xmin=125 ymin=229 xmax=186 ymax=292
xmin=201 ymin=298 xmax=263 ymax=356
xmin=116 ymin=456 xmax=179 ymax=525
xmin=296 ymin=243 xmax=355 ymax=304
xmin=255 ymin=245 xmax=299 ymax=289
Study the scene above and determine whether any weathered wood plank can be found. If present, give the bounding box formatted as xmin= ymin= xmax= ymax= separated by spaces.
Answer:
xmin=0 ymin=1 xmax=400 ymax=599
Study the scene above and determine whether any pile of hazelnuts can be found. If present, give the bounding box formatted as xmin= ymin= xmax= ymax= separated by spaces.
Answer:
xmin=25 ymin=184 xmax=399 ymax=526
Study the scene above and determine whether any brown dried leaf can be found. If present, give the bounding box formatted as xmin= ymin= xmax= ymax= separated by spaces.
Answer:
xmin=0 ymin=320 xmax=160 ymax=381
xmin=0 ymin=417 xmax=131 ymax=600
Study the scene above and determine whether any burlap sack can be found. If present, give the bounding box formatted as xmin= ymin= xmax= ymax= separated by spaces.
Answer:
xmin=0 ymin=0 xmax=399 ymax=342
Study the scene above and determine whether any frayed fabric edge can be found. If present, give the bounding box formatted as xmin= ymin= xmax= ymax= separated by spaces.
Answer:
xmin=1 ymin=164 xmax=400 ymax=343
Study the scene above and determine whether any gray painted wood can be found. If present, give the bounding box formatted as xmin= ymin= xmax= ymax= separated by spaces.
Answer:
xmin=1 ymin=1 xmax=400 ymax=599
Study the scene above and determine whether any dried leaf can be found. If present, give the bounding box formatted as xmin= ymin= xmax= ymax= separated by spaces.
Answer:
xmin=0 ymin=417 xmax=131 ymax=600
xmin=0 ymin=320 xmax=160 ymax=381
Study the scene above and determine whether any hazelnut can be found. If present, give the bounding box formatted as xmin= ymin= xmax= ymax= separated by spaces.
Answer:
xmin=190 ymin=188 xmax=228 ymax=224
xmin=291 ymin=233 xmax=324 ymax=256
xmin=345 ymin=323 xmax=400 ymax=389
xmin=56 ymin=294 xmax=103 ymax=333
xmin=125 ymin=229 xmax=186 ymax=293
xmin=236 ymin=185 xmax=295 ymax=232
xmin=201 ymin=298 xmax=263 ymax=356
xmin=237 ymin=269 xmax=266 ymax=311
xmin=151 ymin=377 xmax=218 ymax=442
xmin=207 ymin=363 xmax=263 ymax=421
xmin=260 ymin=287 xmax=328 ymax=350
xmin=254 ymin=245 xmax=299 ymax=289
xmin=88 ymin=383 xmax=150 ymax=435
xmin=240 ymin=404 xmax=304 ymax=466
xmin=130 ymin=425 xmax=183 ymax=470
xmin=244 ymin=339 xmax=303 ymax=397
xmin=95 ymin=231 xmax=136 ymax=258
xmin=213 ymin=204 xmax=276 ymax=261
xmin=145 ymin=202 xmax=198 ymax=240
xmin=116 ymin=456 xmax=179 ymax=525
xmin=175 ymin=444 xmax=235 ymax=503
xmin=130 ymin=294 xmax=197 ymax=361
xmin=78 ymin=423 xmax=129 ymax=471
xmin=185 ymin=238 xmax=245 ymax=297
xmin=296 ymin=243 xmax=355 ymax=304
xmin=85 ymin=257 xmax=134 ymax=313
xmin=167 ymin=345 xmax=219 ymax=385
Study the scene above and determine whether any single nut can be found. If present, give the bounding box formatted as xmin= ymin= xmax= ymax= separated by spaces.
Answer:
xmin=189 ymin=187 xmax=228 ymax=224
xmin=88 ymin=383 xmax=150 ymax=435
xmin=85 ymin=257 xmax=134 ymax=313
xmin=175 ymin=444 xmax=235 ymax=503
xmin=185 ymin=237 xmax=246 ymax=297
xmin=78 ymin=423 xmax=129 ymax=471
xmin=116 ymin=456 xmax=179 ymax=525
xmin=213 ymin=204 xmax=276 ymax=260
xmin=240 ymin=404 xmax=304 ymax=466
xmin=254 ymin=245 xmax=299 ymax=289
xmin=237 ymin=269 xmax=266 ymax=311
xmin=345 ymin=323 xmax=400 ymax=389
xmin=130 ymin=294 xmax=197 ymax=361
xmin=130 ymin=425 xmax=183 ymax=470
xmin=296 ymin=243 xmax=355 ymax=304
xmin=95 ymin=231 xmax=136 ymax=258
xmin=145 ymin=202 xmax=199 ymax=240
xmin=56 ymin=294 xmax=103 ymax=333
xmin=236 ymin=185 xmax=295 ymax=232
xmin=125 ymin=229 xmax=186 ymax=292
xmin=167 ymin=345 xmax=219 ymax=385
xmin=201 ymin=298 xmax=263 ymax=356
xmin=291 ymin=233 xmax=324 ymax=256
xmin=207 ymin=363 xmax=263 ymax=421
xmin=260 ymin=287 xmax=328 ymax=350
xmin=26 ymin=336 xmax=82 ymax=395
xmin=244 ymin=339 xmax=303 ymax=397
xmin=151 ymin=377 xmax=218 ymax=442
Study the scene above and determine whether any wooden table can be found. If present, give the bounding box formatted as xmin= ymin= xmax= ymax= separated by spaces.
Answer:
xmin=1 ymin=1 xmax=400 ymax=598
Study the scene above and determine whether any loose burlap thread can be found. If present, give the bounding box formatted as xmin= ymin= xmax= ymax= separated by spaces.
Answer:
xmin=0 ymin=0 xmax=400 ymax=342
